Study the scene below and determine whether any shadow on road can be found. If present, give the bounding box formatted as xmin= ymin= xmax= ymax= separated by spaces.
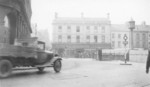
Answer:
xmin=1 ymin=69 xmax=52 ymax=80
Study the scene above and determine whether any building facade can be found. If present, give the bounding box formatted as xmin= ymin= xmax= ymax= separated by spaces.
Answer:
xmin=111 ymin=22 xmax=150 ymax=50
xmin=52 ymin=16 xmax=111 ymax=58
xmin=0 ymin=0 xmax=32 ymax=45
xmin=133 ymin=22 xmax=150 ymax=49
xmin=110 ymin=24 xmax=130 ymax=49
xmin=52 ymin=14 xmax=150 ymax=58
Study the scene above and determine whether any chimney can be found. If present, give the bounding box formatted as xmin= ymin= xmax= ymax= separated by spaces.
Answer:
xmin=107 ymin=13 xmax=110 ymax=19
xmin=142 ymin=21 xmax=146 ymax=26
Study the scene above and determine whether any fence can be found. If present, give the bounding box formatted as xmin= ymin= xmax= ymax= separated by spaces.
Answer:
xmin=99 ymin=49 xmax=129 ymax=61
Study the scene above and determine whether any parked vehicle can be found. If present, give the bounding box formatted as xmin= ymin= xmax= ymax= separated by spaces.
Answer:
xmin=0 ymin=39 xmax=62 ymax=78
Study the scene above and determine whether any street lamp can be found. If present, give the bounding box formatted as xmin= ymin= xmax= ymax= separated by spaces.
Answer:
xmin=128 ymin=18 xmax=135 ymax=50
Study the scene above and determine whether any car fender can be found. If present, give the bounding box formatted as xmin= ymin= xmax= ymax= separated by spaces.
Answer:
xmin=50 ymin=57 xmax=62 ymax=64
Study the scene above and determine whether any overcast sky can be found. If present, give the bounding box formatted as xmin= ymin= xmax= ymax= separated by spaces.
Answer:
xmin=31 ymin=0 xmax=150 ymax=40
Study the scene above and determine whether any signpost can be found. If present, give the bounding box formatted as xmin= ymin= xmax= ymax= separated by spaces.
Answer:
xmin=120 ymin=34 xmax=132 ymax=65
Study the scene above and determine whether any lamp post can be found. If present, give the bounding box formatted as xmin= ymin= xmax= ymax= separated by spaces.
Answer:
xmin=128 ymin=19 xmax=135 ymax=50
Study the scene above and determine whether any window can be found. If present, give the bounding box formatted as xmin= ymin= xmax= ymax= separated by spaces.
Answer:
xmin=76 ymin=36 xmax=80 ymax=43
xmin=76 ymin=26 xmax=80 ymax=32
xmin=118 ymin=34 xmax=121 ymax=39
xmin=112 ymin=33 xmax=115 ymax=38
xmin=67 ymin=26 xmax=71 ymax=29
xmin=143 ymin=34 xmax=146 ymax=48
xmin=143 ymin=34 xmax=146 ymax=39
xmin=58 ymin=35 xmax=62 ymax=42
xmin=136 ymin=41 xmax=140 ymax=47
xmin=118 ymin=41 xmax=121 ymax=48
xmin=102 ymin=26 xmax=105 ymax=33
xmin=58 ymin=26 xmax=62 ymax=32
xmin=94 ymin=26 xmax=98 ymax=29
xmin=112 ymin=41 xmax=115 ymax=48
xmin=94 ymin=36 xmax=98 ymax=43
xmin=94 ymin=26 xmax=98 ymax=32
xmin=67 ymin=26 xmax=71 ymax=32
xmin=86 ymin=26 xmax=90 ymax=31
xmin=102 ymin=35 xmax=105 ymax=43
xmin=87 ymin=36 xmax=90 ymax=43
xmin=136 ymin=33 xmax=139 ymax=40
xmin=67 ymin=35 xmax=71 ymax=42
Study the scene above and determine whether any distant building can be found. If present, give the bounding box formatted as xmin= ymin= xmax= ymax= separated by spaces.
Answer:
xmin=133 ymin=22 xmax=150 ymax=49
xmin=110 ymin=24 xmax=130 ymax=49
xmin=111 ymin=22 xmax=150 ymax=50
xmin=52 ymin=13 xmax=150 ymax=58
xmin=37 ymin=29 xmax=51 ymax=50
xmin=52 ymin=14 xmax=111 ymax=58
xmin=31 ymin=23 xmax=51 ymax=50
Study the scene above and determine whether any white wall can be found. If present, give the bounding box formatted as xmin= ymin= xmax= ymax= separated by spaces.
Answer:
xmin=129 ymin=50 xmax=148 ymax=63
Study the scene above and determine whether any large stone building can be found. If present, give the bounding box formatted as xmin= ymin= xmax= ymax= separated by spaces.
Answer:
xmin=52 ymin=15 xmax=111 ymax=57
xmin=52 ymin=13 xmax=150 ymax=57
xmin=0 ymin=0 xmax=32 ymax=45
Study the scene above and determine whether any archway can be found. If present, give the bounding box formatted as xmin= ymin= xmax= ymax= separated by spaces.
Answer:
xmin=6 ymin=12 xmax=17 ymax=44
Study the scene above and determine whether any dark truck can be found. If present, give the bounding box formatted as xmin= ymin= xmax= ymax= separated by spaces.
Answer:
xmin=0 ymin=38 xmax=62 ymax=78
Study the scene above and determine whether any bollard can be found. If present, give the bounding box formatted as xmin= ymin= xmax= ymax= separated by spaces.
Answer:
xmin=120 ymin=49 xmax=132 ymax=65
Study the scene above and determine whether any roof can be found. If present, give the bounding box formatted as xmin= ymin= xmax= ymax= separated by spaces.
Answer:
xmin=111 ymin=24 xmax=129 ymax=32
xmin=134 ymin=25 xmax=150 ymax=31
xmin=111 ymin=24 xmax=150 ymax=32
xmin=53 ymin=17 xmax=111 ymax=25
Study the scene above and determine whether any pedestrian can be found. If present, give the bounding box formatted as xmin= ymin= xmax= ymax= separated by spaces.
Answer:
xmin=146 ymin=50 xmax=150 ymax=73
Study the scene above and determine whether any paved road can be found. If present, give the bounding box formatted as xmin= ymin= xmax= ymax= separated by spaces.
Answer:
xmin=1 ymin=58 xmax=150 ymax=87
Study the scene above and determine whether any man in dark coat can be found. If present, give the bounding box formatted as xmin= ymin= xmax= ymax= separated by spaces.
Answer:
xmin=146 ymin=50 xmax=150 ymax=73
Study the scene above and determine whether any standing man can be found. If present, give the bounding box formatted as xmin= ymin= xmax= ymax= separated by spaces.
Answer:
xmin=146 ymin=50 xmax=150 ymax=73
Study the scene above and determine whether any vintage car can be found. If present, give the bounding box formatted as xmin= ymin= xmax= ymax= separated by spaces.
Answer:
xmin=0 ymin=38 xmax=62 ymax=78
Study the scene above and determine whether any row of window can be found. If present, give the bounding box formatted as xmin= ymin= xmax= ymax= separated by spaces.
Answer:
xmin=58 ymin=25 xmax=105 ymax=29
xmin=58 ymin=35 xmax=105 ymax=43
xmin=111 ymin=41 xmax=125 ymax=48
xmin=112 ymin=33 xmax=147 ymax=39
xmin=112 ymin=41 xmax=147 ymax=48
xmin=58 ymin=26 xmax=105 ymax=33
xmin=135 ymin=42 xmax=146 ymax=48
xmin=136 ymin=33 xmax=146 ymax=40
xmin=112 ymin=34 xmax=123 ymax=39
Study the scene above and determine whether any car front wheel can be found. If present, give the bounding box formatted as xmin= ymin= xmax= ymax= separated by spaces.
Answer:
xmin=53 ymin=60 xmax=61 ymax=73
